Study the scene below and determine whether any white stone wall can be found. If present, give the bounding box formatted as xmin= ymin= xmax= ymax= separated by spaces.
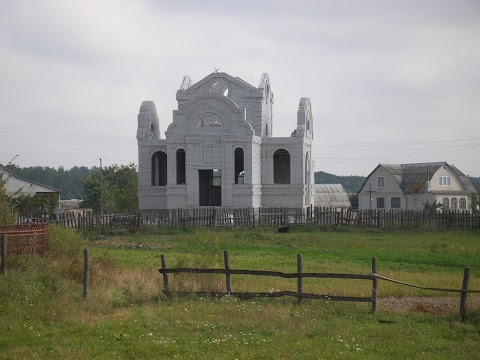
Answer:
xmin=137 ymin=72 xmax=314 ymax=209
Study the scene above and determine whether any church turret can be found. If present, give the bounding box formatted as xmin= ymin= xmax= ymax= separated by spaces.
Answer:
xmin=291 ymin=97 xmax=313 ymax=139
xmin=137 ymin=101 xmax=160 ymax=140
xmin=258 ymin=73 xmax=274 ymax=137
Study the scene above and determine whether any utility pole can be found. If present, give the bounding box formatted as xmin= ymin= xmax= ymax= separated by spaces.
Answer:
xmin=100 ymin=158 xmax=105 ymax=216
xmin=365 ymin=183 xmax=376 ymax=209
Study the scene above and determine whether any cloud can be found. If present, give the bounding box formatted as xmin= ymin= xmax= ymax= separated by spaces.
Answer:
xmin=0 ymin=0 xmax=479 ymax=176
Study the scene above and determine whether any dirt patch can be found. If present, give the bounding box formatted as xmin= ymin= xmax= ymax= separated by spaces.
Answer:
xmin=379 ymin=296 xmax=480 ymax=316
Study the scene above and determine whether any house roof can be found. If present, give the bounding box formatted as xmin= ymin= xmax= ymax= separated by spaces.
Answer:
xmin=399 ymin=162 xmax=445 ymax=193
xmin=313 ymin=184 xmax=351 ymax=208
xmin=0 ymin=165 xmax=60 ymax=197
xmin=360 ymin=162 xmax=475 ymax=195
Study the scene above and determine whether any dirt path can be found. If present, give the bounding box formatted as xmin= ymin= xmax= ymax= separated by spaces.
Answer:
xmin=379 ymin=296 xmax=480 ymax=316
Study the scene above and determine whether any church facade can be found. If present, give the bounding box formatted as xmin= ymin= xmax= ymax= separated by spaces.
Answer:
xmin=137 ymin=72 xmax=314 ymax=209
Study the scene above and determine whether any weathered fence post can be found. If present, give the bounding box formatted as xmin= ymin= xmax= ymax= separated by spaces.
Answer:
xmin=371 ymin=256 xmax=378 ymax=314
xmin=224 ymin=250 xmax=232 ymax=293
xmin=297 ymin=254 xmax=303 ymax=303
xmin=161 ymin=254 xmax=170 ymax=295
xmin=212 ymin=208 xmax=218 ymax=229
xmin=83 ymin=249 xmax=89 ymax=299
xmin=460 ymin=267 xmax=471 ymax=321
xmin=1 ymin=234 xmax=7 ymax=275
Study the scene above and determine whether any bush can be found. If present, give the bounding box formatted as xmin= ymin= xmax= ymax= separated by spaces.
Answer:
xmin=47 ymin=224 xmax=83 ymax=256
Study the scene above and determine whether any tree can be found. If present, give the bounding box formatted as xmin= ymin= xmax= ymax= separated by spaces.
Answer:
xmin=82 ymin=163 xmax=138 ymax=214
xmin=471 ymin=192 xmax=480 ymax=213
xmin=14 ymin=193 xmax=59 ymax=219
xmin=348 ymin=193 xmax=358 ymax=209
xmin=423 ymin=200 xmax=445 ymax=213
xmin=0 ymin=172 xmax=17 ymax=225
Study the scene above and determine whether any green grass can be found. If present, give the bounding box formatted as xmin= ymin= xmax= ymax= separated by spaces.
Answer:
xmin=1 ymin=226 xmax=479 ymax=359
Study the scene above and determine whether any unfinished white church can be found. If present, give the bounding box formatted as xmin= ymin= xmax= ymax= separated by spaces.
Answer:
xmin=137 ymin=72 xmax=314 ymax=209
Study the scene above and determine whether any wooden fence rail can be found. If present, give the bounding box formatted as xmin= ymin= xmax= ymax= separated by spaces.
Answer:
xmin=159 ymin=252 xmax=478 ymax=320
xmin=160 ymin=251 xmax=377 ymax=312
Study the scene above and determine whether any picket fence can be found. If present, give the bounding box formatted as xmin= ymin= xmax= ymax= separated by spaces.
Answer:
xmin=47 ymin=207 xmax=480 ymax=230
xmin=139 ymin=207 xmax=480 ymax=230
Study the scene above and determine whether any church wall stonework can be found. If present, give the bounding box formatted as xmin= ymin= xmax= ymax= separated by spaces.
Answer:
xmin=137 ymin=72 xmax=314 ymax=209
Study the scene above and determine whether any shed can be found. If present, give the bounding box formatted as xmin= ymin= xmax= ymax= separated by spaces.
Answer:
xmin=313 ymin=184 xmax=351 ymax=208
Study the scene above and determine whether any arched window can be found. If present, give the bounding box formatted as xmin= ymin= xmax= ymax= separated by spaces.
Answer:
xmin=176 ymin=149 xmax=186 ymax=184
xmin=451 ymin=198 xmax=458 ymax=209
xmin=151 ymin=151 xmax=167 ymax=186
xmin=273 ymin=149 xmax=290 ymax=184
xmin=442 ymin=197 xmax=449 ymax=209
xmin=234 ymin=148 xmax=244 ymax=184
xmin=459 ymin=198 xmax=467 ymax=210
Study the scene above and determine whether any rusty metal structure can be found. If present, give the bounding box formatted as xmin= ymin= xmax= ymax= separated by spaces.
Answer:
xmin=0 ymin=223 xmax=49 ymax=254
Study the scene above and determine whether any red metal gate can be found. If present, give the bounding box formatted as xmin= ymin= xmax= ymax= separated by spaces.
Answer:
xmin=0 ymin=223 xmax=49 ymax=254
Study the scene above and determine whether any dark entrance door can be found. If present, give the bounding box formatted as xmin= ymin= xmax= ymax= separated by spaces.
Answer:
xmin=199 ymin=169 xmax=221 ymax=206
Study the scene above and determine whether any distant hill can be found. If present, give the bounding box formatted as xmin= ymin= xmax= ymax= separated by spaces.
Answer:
xmin=470 ymin=176 xmax=480 ymax=192
xmin=315 ymin=171 xmax=480 ymax=193
xmin=314 ymin=171 xmax=365 ymax=193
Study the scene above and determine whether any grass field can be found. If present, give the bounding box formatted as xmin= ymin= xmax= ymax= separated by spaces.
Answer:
xmin=1 ymin=226 xmax=479 ymax=359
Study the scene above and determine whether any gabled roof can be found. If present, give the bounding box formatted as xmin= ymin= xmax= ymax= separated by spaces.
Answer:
xmin=450 ymin=165 xmax=477 ymax=193
xmin=360 ymin=162 xmax=475 ymax=195
xmin=0 ymin=165 xmax=60 ymax=197
xmin=400 ymin=162 xmax=445 ymax=193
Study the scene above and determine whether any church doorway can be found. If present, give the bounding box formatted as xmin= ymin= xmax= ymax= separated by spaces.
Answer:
xmin=199 ymin=169 xmax=222 ymax=206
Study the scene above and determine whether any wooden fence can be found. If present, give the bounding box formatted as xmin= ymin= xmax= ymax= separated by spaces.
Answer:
xmin=140 ymin=207 xmax=479 ymax=230
xmin=51 ymin=214 xmax=139 ymax=231
xmin=140 ymin=207 xmax=358 ymax=229
xmin=159 ymin=251 xmax=377 ymax=311
xmin=356 ymin=209 xmax=480 ymax=230
xmin=0 ymin=223 xmax=49 ymax=255
xmin=49 ymin=207 xmax=480 ymax=231
xmin=159 ymin=252 xmax=479 ymax=319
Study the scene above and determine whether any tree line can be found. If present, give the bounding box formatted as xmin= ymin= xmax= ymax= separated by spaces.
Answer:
xmin=1 ymin=165 xmax=478 ymax=224
xmin=2 ymin=164 xmax=137 ymax=221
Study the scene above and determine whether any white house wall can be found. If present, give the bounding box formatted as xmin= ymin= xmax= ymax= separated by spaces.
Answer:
xmin=429 ymin=167 xmax=463 ymax=192
xmin=358 ymin=166 xmax=403 ymax=210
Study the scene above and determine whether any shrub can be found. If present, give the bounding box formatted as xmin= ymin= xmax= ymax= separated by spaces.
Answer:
xmin=47 ymin=224 xmax=83 ymax=256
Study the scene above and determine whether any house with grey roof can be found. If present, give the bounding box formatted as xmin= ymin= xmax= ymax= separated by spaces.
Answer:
xmin=0 ymin=165 xmax=60 ymax=198
xmin=137 ymin=71 xmax=314 ymax=210
xmin=358 ymin=162 xmax=476 ymax=210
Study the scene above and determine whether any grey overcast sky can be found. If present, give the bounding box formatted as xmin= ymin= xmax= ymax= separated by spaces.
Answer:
xmin=0 ymin=0 xmax=479 ymax=176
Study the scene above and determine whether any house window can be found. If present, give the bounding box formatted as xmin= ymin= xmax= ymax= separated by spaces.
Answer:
xmin=442 ymin=197 xmax=449 ymax=209
xmin=459 ymin=198 xmax=466 ymax=210
xmin=439 ymin=176 xmax=451 ymax=186
xmin=451 ymin=198 xmax=458 ymax=209
xmin=151 ymin=151 xmax=167 ymax=186
xmin=176 ymin=149 xmax=186 ymax=185
xmin=391 ymin=197 xmax=401 ymax=209
xmin=273 ymin=149 xmax=290 ymax=184
xmin=378 ymin=176 xmax=385 ymax=188
xmin=376 ymin=197 xmax=385 ymax=209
